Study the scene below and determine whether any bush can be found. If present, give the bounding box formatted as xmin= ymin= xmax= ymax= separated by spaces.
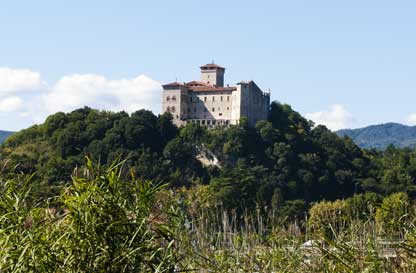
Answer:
xmin=0 ymin=158 xmax=179 ymax=272
xmin=376 ymin=192 xmax=411 ymax=236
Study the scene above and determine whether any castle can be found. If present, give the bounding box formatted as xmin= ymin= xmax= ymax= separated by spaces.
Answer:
xmin=162 ymin=63 xmax=270 ymax=127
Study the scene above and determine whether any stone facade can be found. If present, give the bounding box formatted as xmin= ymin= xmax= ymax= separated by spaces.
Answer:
xmin=162 ymin=63 xmax=270 ymax=127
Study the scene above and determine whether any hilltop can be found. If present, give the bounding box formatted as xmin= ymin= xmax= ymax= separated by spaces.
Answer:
xmin=0 ymin=103 xmax=377 ymax=210
xmin=337 ymin=123 xmax=416 ymax=149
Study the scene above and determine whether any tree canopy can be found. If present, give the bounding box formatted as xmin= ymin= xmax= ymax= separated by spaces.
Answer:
xmin=2 ymin=103 xmax=416 ymax=215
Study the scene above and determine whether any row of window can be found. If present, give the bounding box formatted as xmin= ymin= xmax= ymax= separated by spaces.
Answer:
xmin=189 ymin=119 xmax=230 ymax=126
xmin=166 ymin=95 xmax=176 ymax=101
xmin=166 ymin=106 xmax=176 ymax=112
xmin=189 ymin=114 xmax=224 ymax=119
xmin=190 ymin=95 xmax=230 ymax=103
xmin=166 ymin=95 xmax=231 ymax=102
xmin=168 ymin=106 xmax=231 ymax=114
xmin=187 ymin=107 xmax=230 ymax=113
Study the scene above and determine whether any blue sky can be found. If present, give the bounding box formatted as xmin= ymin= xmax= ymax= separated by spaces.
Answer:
xmin=1 ymin=0 xmax=416 ymax=131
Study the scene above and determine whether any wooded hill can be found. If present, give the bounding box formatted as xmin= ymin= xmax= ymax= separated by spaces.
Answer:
xmin=1 ymin=102 xmax=416 ymax=217
xmin=337 ymin=122 xmax=416 ymax=149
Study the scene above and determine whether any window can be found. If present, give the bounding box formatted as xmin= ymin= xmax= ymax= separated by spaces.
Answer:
xmin=227 ymin=107 xmax=230 ymax=110
xmin=194 ymin=107 xmax=196 ymax=112
xmin=171 ymin=106 xmax=176 ymax=113
xmin=204 ymin=108 xmax=207 ymax=112
xmin=227 ymin=96 xmax=230 ymax=101
xmin=187 ymin=108 xmax=190 ymax=113
xmin=212 ymin=96 xmax=215 ymax=102
xmin=172 ymin=95 xmax=176 ymax=101
xmin=221 ymin=96 xmax=223 ymax=101
xmin=167 ymin=106 xmax=171 ymax=112
xmin=190 ymin=97 xmax=193 ymax=102
xmin=212 ymin=108 xmax=215 ymax=112
xmin=204 ymin=97 xmax=207 ymax=102
xmin=166 ymin=96 xmax=171 ymax=101
xmin=219 ymin=113 xmax=223 ymax=116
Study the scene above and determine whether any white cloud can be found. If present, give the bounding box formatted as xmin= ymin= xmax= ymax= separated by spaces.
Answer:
xmin=0 ymin=96 xmax=23 ymax=112
xmin=306 ymin=104 xmax=354 ymax=131
xmin=0 ymin=67 xmax=163 ymax=130
xmin=44 ymin=74 xmax=162 ymax=115
xmin=0 ymin=68 xmax=43 ymax=94
xmin=405 ymin=114 xmax=416 ymax=126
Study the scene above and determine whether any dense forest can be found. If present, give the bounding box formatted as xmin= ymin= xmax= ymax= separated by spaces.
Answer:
xmin=2 ymin=101 xmax=416 ymax=218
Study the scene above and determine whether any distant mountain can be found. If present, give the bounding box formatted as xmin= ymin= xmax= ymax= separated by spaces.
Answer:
xmin=337 ymin=123 xmax=416 ymax=149
xmin=0 ymin=131 xmax=13 ymax=144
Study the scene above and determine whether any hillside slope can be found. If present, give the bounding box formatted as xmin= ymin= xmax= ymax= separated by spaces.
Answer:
xmin=337 ymin=123 xmax=416 ymax=149
xmin=0 ymin=131 xmax=13 ymax=144
xmin=3 ymin=105 xmax=416 ymax=215
xmin=0 ymin=104 xmax=374 ymax=208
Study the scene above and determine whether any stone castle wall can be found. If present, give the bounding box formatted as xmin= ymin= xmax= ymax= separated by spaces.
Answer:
xmin=162 ymin=64 xmax=270 ymax=127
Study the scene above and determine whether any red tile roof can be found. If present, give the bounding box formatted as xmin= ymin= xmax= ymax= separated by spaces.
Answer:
xmin=186 ymin=81 xmax=210 ymax=87
xmin=162 ymin=82 xmax=184 ymax=87
xmin=188 ymin=86 xmax=236 ymax=92
xmin=200 ymin=63 xmax=225 ymax=69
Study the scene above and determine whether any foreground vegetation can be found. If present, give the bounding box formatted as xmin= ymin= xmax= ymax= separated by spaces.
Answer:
xmin=2 ymin=102 xmax=416 ymax=271
xmin=1 ymin=159 xmax=416 ymax=272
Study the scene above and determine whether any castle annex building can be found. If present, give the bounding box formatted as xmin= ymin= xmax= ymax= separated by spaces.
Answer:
xmin=162 ymin=63 xmax=270 ymax=127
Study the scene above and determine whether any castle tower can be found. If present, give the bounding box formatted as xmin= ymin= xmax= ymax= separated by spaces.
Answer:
xmin=200 ymin=63 xmax=225 ymax=87
xmin=162 ymin=82 xmax=188 ymax=126
xmin=162 ymin=63 xmax=270 ymax=127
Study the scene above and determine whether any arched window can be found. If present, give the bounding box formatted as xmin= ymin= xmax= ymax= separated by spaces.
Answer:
xmin=171 ymin=106 xmax=176 ymax=113
xmin=166 ymin=106 xmax=171 ymax=112
xmin=172 ymin=95 xmax=177 ymax=101
xmin=166 ymin=96 xmax=171 ymax=101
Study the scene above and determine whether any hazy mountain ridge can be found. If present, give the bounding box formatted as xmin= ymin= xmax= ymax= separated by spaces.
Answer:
xmin=0 ymin=131 xmax=13 ymax=144
xmin=337 ymin=123 xmax=416 ymax=149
